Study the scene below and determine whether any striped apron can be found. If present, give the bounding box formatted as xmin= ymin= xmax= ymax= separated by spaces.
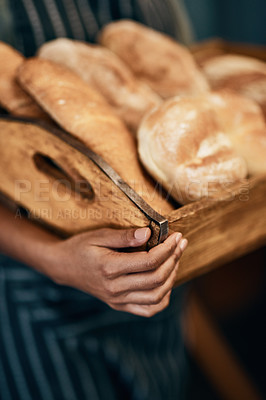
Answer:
xmin=0 ymin=1 xmax=192 ymax=398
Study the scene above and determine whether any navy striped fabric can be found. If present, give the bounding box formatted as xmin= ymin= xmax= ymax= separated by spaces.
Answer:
xmin=1 ymin=1 xmax=191 ymax=398
xmin=8 ymin=0 xmax=193 ymax=55
xmin=0 ymin=255 xmax=188 ymax=400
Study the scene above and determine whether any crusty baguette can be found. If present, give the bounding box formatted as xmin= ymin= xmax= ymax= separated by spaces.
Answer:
xmin=18 ymin=58 xmax=173 ymax=214
xmin=0 ymin=41 xmax=49 ymax=120
xmin=202 ymin=54 xmax=266 ymax=119
xmin=138 ymin=94 xmax=248 ymax=204
xmin=99 ymin=20 xmax=209 ymax=98
xmin=38 ymin=38 xmax=161 ymax=133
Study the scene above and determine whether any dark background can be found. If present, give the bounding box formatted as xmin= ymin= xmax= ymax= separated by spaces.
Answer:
xmin=184 ymin=0 xmax=266 ymax=45
xmin=183 ymin=2 xmax=266 ymax=399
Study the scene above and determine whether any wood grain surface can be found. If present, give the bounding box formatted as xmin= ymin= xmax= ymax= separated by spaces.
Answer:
xmin=0 ymin=118 xmax=150 ymax=234
xmin=168 ymin=175 xmax=266 ymax=285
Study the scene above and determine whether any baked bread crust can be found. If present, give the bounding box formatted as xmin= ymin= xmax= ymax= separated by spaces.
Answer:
xmin=202 ymin=54 xmax=266 ymax=118
xmin=138 ymin=93 xmax=249 ymax=204
xmin=0 ymin=41 xmax=49 ymax=120
xmin=99 ymin=20 xmax=209 ymax=99
xmin=209 ymin=89 xmax=266 ymax=175
xmin=18 ymin=57 xmax=173 ymax=214
xmin=38 ymin=38 xmax=161 ymax=133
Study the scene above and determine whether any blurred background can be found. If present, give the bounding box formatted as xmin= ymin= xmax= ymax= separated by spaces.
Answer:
xmin=184 ymin=0 xmax=266 ymax=45
xmin=182 ymin=3 xmax=266 ymax=399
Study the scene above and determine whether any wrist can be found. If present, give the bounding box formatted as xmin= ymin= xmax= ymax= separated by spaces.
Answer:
xmin=35 ymin=236 xmax=64 ymax=282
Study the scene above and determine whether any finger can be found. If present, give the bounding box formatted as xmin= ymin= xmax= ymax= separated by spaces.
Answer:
xmin=111 ymin=290 xmax=172 ymax=317
xmin=140 ymin=290 xmax=172 ymax=315
xmin=179 ymin=238 xmax=188 ymax=253
xmin=88 ymin=227 xmax=151 ymax=248
xmin=113 ymin=261 xmax=179 ymax=305
xmin=102 ymin=232 xmax=182 ymax=278
xmin=173 ymin=237 xmax=188 ymax=259
xmin=105 ymin=251 xmax=178 ymax=296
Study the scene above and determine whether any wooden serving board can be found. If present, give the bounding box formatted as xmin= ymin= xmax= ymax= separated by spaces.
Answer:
xmin=0 ymin=115 xmax=168 ymax=249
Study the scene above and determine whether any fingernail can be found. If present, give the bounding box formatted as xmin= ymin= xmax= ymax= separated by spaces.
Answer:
xmin=134 ymin=227 xmax=150 ymax=241
xmin=180 ymin=238 xmax=188 ymax=252
xmin=176 ymin=232 xmax=182 ymax=244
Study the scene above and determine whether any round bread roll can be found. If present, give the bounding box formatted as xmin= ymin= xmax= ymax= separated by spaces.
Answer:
xmin=138 ymin=94 xmax=248 ymax=204
xmin=0 ymin=41 xmax=49 ymax=120
xmin=99 ymin=20 xmax=209 ymax=99
xmin=38 ymin=38 xmax=161 ymax=133
xmin=18 ymin=58 xmax=173 ymax=214
xmin=209 ymin=90 xmax=266 ymax=175
xmin=202 ymin=54 xmax=266 ymax=118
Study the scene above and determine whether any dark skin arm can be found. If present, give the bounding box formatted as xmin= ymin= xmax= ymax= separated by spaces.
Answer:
xmin=0 ymin=204 xmax=188 ymax=317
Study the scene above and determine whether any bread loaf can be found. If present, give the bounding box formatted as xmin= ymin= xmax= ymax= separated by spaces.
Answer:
xmin=209 ymin=90 xmax=266 ymax=175
xmin=202 ymin=54 xmax=266 ymax=118
xmin=0 ymin=42 xmax=49 ymax=120
xmin=99 ymin=20 xmax=209 ymax=99
xmin=138 ymin=94 xmax=248 ymax=204
xmin=38 ymin=38 xmax=161 ymax=133
xmin=18 ymin=58 xmax=173 ymax=214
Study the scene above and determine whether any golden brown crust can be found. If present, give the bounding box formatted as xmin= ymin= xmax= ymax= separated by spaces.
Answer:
xmin=0 ymin=41 xmax=49 ymax=120
xmin=18 ymin=57 xmax=173 ymax=214
xmin=202 ymin=54 xmax=266 ymax=118
xmin=38 ymin=38 xmax=161 ymax=133
xmin=99 ymin=20 xmax=209 ymax=99
xmin=209 ymin=89 xmax=266 ymax=175
xmin=138 ymin=94 xmax=250 ymax=204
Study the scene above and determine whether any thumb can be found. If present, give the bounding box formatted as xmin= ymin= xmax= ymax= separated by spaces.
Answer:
xmin=90 ymin=227 xmax=151 ymax=248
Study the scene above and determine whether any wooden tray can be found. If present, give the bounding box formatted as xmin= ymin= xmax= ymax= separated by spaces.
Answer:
xmin=190 ymin=38 xmax=266 ymax=66
xmin=1 ymin=40 xmax=266 ymax=285
xmin=0 ymin=115 xmax=169 ymax=249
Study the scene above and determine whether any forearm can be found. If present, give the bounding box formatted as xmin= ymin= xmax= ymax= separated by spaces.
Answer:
xmin=0 ymin=203 xmax=61 ymax=277
xmin=0 ymin=204 xmax=188 ymax=316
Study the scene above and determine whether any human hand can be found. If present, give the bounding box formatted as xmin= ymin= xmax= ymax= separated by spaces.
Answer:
xmin=46 ymin=227 xmax=188 ymax=317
